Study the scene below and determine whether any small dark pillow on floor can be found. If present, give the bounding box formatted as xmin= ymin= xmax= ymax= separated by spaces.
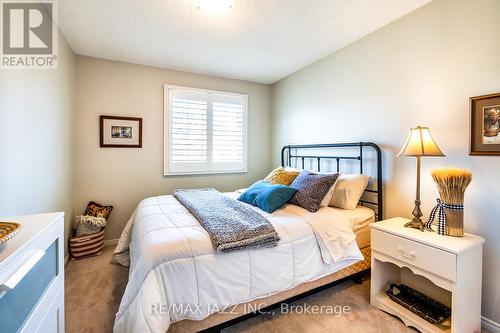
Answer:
xmin=288 ymin=171 xmax=340 ymax=212
xmin=84 ymin=201 xmax=113 ymax=220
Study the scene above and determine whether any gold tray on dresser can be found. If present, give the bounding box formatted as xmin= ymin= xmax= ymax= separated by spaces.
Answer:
xmin=0 ymin=222 xmax=21 ymax=243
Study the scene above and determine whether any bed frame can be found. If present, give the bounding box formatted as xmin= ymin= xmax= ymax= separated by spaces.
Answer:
xmin=281 ymin=142 xmax=383 ymax=220
xmin=170 ymin=142 xmax=383 ymax=333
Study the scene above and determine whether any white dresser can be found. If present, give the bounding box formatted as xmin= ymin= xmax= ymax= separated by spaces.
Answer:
xmin=0 ymin=212 xmax=65 ymax=333
xmin=370 ymin=217 xmax=484 ymax=333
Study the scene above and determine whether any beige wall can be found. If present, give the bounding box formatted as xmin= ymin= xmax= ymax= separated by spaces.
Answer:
xmin=0 ymin=34 xmax=76 ymax=253
xmin=271 ymin=0 xmax=500 ymax=322
xmin=74 ymin=56 xmax=272 ymax=240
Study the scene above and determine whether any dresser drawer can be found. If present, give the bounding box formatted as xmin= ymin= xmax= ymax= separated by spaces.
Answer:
xmin=0 ymin=213 xmax=64 ymax=333
xmin=372 ymin=228 xmax=456 ymax=282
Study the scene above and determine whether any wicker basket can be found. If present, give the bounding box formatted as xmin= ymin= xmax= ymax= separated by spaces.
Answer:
xmin=386 ymin=283 xmax=451 ymax=325
xmin=69 ymin=228 xmax=105 ymax=260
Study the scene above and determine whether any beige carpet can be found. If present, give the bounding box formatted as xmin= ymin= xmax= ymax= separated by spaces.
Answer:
xmin=65 ymin=246 xmax=128 ymax=333
xmin=64 ymin=246 xmax=430 ymax=333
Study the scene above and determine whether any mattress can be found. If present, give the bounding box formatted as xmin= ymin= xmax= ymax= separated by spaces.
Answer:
xmin=113 ymin=193 xmax=373 ymax=333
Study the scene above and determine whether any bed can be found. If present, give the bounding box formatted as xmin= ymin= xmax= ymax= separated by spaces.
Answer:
xmin=113 ymin=142 xmax=383 ymax=333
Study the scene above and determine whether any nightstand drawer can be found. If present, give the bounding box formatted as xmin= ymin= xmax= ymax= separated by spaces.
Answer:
xmin=372 ymin=228 xmax=456 ymax=281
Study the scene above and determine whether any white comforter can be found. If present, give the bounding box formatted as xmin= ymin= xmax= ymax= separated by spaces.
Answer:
xmin=113 ymin=193 xmax=363 ymax=333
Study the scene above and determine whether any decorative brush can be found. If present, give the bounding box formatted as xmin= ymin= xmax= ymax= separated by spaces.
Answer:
xmin=426 ymin=168 xmax=472 ymax=236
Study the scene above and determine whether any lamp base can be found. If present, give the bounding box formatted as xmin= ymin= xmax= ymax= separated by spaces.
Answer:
xmin=404 ymin=199 xmax=425 ymax=232
xmin=404 ymin=218 xmax=425 ymax=231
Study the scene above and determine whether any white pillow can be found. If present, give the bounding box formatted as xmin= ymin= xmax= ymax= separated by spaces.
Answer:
xmin=329 ymin=174 xmax=370 ymax=210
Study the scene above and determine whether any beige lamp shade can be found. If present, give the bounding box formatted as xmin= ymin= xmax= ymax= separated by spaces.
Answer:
xmin=398 ymin=126 xmax=445 ymax=157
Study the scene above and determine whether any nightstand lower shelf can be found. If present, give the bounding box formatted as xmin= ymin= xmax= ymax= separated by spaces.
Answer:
xmin=373 ymin=293 xmax=451 ymax=333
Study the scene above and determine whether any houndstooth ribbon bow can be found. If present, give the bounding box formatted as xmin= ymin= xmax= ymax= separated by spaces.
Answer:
xmin=426 ymin=199 xmax=464 ymax=235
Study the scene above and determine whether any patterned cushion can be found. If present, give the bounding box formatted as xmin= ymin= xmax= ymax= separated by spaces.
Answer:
xmin=84 ymin=201 xmax=113 ymax=220
xmin=288 ymin=171 xmax=340 ymax=212
xmin=264 ymin=166 xmax=300 ymax=185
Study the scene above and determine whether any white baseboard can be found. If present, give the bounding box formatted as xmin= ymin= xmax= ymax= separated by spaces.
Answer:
xmin=103 ymin=238 xmax=118 ymax=247
xmin=483 ymin=316 xmax=500 ymax=333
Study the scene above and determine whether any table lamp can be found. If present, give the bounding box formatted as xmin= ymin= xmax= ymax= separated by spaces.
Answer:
xmin=398 ymin=126 xmax=445 ymax=231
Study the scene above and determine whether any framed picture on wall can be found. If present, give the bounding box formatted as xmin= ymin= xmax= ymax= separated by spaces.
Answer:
xmin=470 ymin=92 xmax=500 ymax=155
xmin=100 ymin=115 xmax=142 ymax=148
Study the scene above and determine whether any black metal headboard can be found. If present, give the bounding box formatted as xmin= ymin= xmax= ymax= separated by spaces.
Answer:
xmin=281 ymin=142 xmax=383 ymax=220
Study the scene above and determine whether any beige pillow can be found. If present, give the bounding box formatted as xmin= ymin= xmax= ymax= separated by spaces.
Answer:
xmin=264 ymin=166 xmax=300 ymax=186
xmin=329 ymin=174 xmax=370 ymax=210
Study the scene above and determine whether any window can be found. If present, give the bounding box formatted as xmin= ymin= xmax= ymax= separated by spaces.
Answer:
xmin=164 ymin=85 xmax=248 ymax=175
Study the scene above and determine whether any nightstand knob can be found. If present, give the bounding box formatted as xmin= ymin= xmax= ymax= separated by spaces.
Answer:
xmin=397 ymin=246 xmax=416 ymax=260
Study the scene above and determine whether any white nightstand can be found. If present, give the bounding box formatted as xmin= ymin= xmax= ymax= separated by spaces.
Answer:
xmin=370 ymin=217 xmax=484 ymax=333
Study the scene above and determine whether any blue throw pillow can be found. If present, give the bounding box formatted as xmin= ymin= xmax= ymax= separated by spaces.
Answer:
xmin=238 ymin=180 xmax=297 ymax=213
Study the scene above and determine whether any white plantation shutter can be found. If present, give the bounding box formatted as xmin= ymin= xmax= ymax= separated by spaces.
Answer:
xmin=164 ymin=85 xmax=247 ymax=175
xmin=212 ymin=97 xmax=244 ymax=163
xmin=171 ymin=97 xmax=208 ymax=163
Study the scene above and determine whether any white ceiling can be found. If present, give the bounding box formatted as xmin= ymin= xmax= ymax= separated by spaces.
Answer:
xmin=58 ymin=0 xmax=430 ymax=84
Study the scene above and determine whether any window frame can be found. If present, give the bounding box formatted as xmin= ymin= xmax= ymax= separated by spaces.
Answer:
xmin=164 ymin=84 xmax=248 ymax=176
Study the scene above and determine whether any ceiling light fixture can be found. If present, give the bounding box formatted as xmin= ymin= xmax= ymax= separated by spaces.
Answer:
xmin=196 ymin=0 xmax=232 ymax=13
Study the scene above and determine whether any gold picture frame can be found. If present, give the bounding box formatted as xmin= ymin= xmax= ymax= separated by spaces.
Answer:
xmin=470 ymin=92 xmax=500 ymax=155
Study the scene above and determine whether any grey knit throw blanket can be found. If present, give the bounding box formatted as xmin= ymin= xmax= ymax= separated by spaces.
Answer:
xmin=173 ymin=189 xmax=280 ymax=252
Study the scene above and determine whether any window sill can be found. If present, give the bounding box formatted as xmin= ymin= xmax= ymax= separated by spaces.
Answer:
xmin=164 ymin=169 xmax=248 ymax=176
